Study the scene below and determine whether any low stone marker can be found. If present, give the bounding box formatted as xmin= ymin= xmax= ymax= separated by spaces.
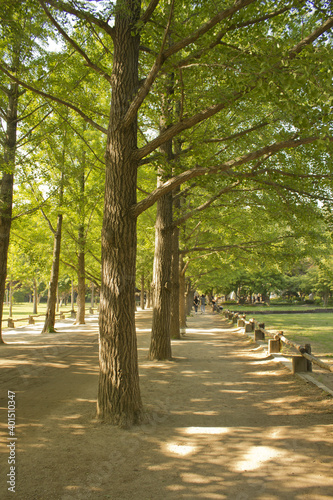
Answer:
xmin=254 ymin=328 xmax=265 ymax=341
xmin=268 ymin=338 xmax=281 ymax=354
xmin=292 ymin=356 xmax=308 ymax=374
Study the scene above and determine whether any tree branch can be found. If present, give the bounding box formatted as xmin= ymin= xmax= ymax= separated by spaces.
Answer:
xmin=0 ymin=63 xmax=107 ymax=135
xmin=136 ymin=14 xmax=333 ymax=160
xmin=38 ymin=0 xmax=112 ymax=82
xmin=131 ymin=135 xmax=328 ymax=218
xmin=180 ymin=234 xmax=297 ymax=255
xmin=174 ymin=181 xmax=242 ymax=228
xmin=123 ymin=0 xmax=256 ymax=128
xmin=122 ymin=0 xmax=175 ymax=128
xmin=41 ymin=0 xmax=115 ymax=36
xmin=140 ymin=0 xmax=160 ymax=24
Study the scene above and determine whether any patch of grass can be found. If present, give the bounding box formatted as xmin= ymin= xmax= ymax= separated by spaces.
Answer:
xmin=233 ymin=304 xmax=329 ymax=313
xmin=1 ymin=303 xmax=73 ymax=324
xmin=253 ymin=313 xmax=333 ymax=357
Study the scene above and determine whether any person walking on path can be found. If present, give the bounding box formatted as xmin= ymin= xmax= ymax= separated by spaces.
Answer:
xmin=200 ymin=294 xmax=206 ymax=313
xmin=193 ymin=295 xmax=199 ymax=314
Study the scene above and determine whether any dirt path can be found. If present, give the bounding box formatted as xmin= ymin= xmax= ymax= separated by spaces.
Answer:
xmin=0 ymin=311 xmax=332 ymax=500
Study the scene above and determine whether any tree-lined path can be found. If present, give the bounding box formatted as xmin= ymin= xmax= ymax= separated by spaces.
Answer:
xmin=1 ymin=311 xmax=332 ymax=499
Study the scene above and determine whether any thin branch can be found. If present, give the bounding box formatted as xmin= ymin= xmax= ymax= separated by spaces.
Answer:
xmin=42 ymin=0 xmax=115 ymax=36
xmin=288 ymin=16 xmax=333 ymax=59
xmin=16 ymin=102 xmax=49 ymax=124
xmin=176 ymin=5 xmax=293 ymax=69
xmin=122 ymin=0 xmax=175 ymax=128
xmin=0 ymin=84 xmax=10 ymax=96
xmin=173 ymin=180 xmax=242 ymax=227
xmin=16 ymin=110 xmax=53 ymax=147
xmin=123 ymin=0 xmax=255 ymax=129
xmin=173 ymin=183 xmax=197 ymax=201
xmin=204 ymin=119 xmax=273 ymax=144
xmin=163 ymin=0 xmax=256 ymax=61
xmin=135 ymin=88 xmax=250 ymax=160
xmin=140 ymin=0 xmax=160 ymax=24
xmin=184 ymin=221 xmax=201 ymax=243
xmin=51 ymin=106 xmax=105 ymax=165
xmin=38 ymin=0 xmax=112 ymax=82
xmin=136 ymin=14 xmax=333 ymax=161
xmin=0 ymin=63 xmax=107 ymax=135
xmin=131 ymin=135 xmax=330 ymax=218
xmin=180 ymin=234 xmax=297 ymax=255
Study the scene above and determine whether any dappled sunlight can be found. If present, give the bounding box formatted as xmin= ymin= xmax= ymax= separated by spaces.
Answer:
xmin=231 ymin=445 xmax=285 ymax=472
xmin=184 ymin=329 xmax=216 ymax=336
xmin=182 ymin=426 xmax=230 ymax=435
xmin=2 ymin=309 xmax=333 ymax=499
xmin=165 ymin=442 xmax=198 ymax=456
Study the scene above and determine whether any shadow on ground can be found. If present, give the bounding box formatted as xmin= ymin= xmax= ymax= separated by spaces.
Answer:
xmin=0 ymin=311 xmax=332 ymax=499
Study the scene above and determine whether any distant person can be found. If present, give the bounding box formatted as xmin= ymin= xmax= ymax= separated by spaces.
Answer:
xmin=200 ymin=294 xmax=206 ymax=313
xmin=211 ymin=297 xmax=216 ymax=313
xmin=193 ymin=296 xmax=199 ymax=314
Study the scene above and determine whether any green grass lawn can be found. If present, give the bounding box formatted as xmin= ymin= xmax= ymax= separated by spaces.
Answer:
xmin=1 ymin=303 xmax=73 ymax=324
xmin=254 ymin=313 xmax=333 ymax=357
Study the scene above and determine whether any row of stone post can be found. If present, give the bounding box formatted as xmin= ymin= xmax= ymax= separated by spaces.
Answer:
xmin=226 ymin=310 xmax=313 ymax=375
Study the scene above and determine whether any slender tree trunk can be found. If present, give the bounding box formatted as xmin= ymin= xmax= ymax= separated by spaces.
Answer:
xmin=76 ymin=224 xmax=86 ymax=324
xmin=56 ymin=284 xmax=59 ymax=312
xmin=0 ymin=83 xmax=18 ymax=344
xmin=179 ymin=257 xmax=187 ymax=334
xmin=76 ymin=160 xmax=86 ymax=324
xmin=140 ymin=273 xmax=145 ymax=310
xmin=149 ymin=68 xmax=174 ymax=360
xmin=97 ymin=1 xmax=143 ymax=426
xmin=9 ymin=280 xmax=13 ymax=318
xmin=186 ymin=282 xmax=194 ymax=315
xmin=149 ymin=190 xmax=173 ymax=360
xmin=91 ymin=282 xmax=95 ymax=308
xmin=71 ymin=279 xmax=75 ymax=314
xmin=33 ymin=278 xmax=38 ymax=314
xmin=42 ymin=213 xmax=63 ymax=333
xmin=147 ymin=281 xmax=151 ymax=308
xmin=170 ymin=223 xmax=181 ymax=339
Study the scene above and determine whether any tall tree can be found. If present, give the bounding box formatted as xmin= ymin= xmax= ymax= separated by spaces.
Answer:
xmin=0 ymin=1 xmax=51 ymax=342
xmin=3 ymin=0 xmax=332 ymax=425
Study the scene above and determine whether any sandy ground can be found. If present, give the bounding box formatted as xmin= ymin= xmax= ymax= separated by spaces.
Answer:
xmin=0 ymin=310 xmax=332 ymax=500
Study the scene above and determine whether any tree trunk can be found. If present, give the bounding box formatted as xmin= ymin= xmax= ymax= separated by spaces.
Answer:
xmin=149 ymin=67 xmax=174 ymax=360
xmin=76 ymin=224 xmax=86 ymax=325
xmin=91 ymin=282 xmax=95 ymax=308
xmin=0 ymin=83 xmax=18 ymax=344
xmin=71 ymin=279 xmax=75 ymax=314
xmin=42 ymin=213 xmax=63 ymax=333
xmin=149 ymin=190 xmax=173 ymax=360
xmin=179 ymin=258 xmax=187 ymax=333
xmin=9 ymin=280 xmax=13 ymax=318
xmin=140 ymin=273 xmax=145 ymax=310
xmin=33 ymin=278 xmax=38 ymax=315
xmin=76 ymin=157 xmax=86 ymax=324
xmin=147 ymin=281 xmax=151 ymax=308
xmin=97 ymin=1 xmax=143 ymax=426
xmin=170 ymin=223 xmax=181 ymax=339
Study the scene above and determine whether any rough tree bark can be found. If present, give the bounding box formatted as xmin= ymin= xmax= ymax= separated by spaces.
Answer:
xmin=170 ymin=203 xmax=181 ymax=340
xmin=149 ymin=188 xmax=173 ymax=360
xmin=76 ymin=159 xmax=86 ymax=324
xmin=42 ymin=212 xmax=63 ymax=333
xmin=97 ymin=0 xmax=143 ymax=426
xmin=149 ymin=66 xmax=174 ymax=360
xmin=76 ymin=225 xmax=86 ymax=324
xmin=179 ymin=256 xmax=187 ymax=334
xmin=33 ymin=278 xmax=38 ymax=315
xmin=140 ymin=273 xmax=145 ymax=310
xmin=0 ymin=82 xmax=18 ymax=344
